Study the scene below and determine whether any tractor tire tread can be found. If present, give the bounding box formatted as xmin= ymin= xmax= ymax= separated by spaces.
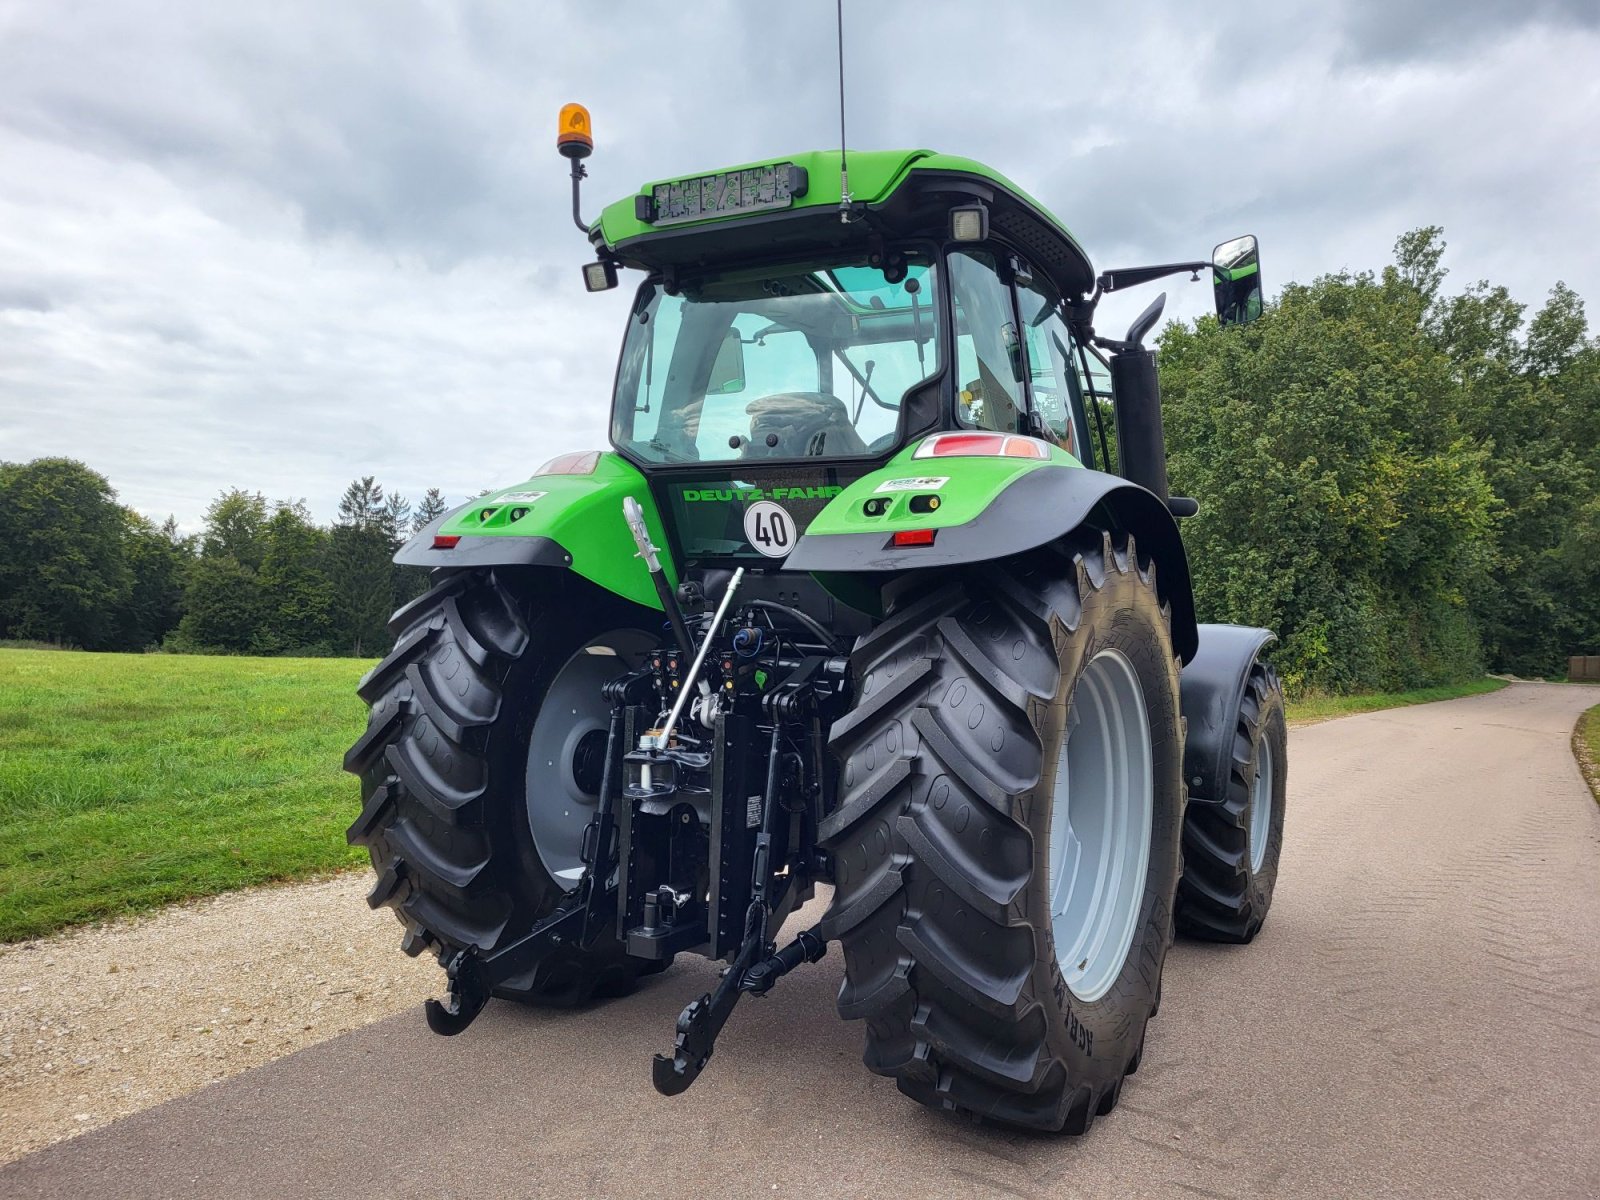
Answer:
xmin=1174 ymin=662 xmax=1285 ymax=943
xmin=346 ymin=568 xmax=646 ymax=1008
xmin=821 ymin=534 xmax=1180 ymax=1132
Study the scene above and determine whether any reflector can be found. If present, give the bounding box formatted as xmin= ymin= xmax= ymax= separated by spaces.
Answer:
xmin=913 ymin=432 xmax=1052 ymax=460
xmin=536 ymin=450 xmax=602 ymax=476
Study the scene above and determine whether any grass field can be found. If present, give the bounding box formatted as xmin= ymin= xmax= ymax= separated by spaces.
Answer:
xmin=0 ymin=649 xmax=371 ymax=942
xmin=1575 ymin=703 xmax=1600 ymax=806
xmin=0 ymin=648 xmax=1512 ymax=943
xmin=1285 ymin=677 xmax=1507 ymax=724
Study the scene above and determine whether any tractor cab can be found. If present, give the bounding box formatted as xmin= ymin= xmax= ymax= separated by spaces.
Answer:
xmin=582 ymin=146 xmax=1132 ymax=571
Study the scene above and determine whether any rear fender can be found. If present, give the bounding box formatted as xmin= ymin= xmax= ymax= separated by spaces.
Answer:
xmin=1178 ymin=624 xmax=1278 ymax=803
xmin=784 ymin=452 xmax=1198 ymax=661
xmin=394 ymin=452 xmax=672 ymax=611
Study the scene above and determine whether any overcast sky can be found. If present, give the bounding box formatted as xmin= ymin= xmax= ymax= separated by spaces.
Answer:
xmin=3 ymin=0 xmax=1597 ymax=529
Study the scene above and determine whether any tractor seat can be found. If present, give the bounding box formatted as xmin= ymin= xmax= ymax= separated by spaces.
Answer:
xmin=742 ymin=391 xmax=867 ymax=458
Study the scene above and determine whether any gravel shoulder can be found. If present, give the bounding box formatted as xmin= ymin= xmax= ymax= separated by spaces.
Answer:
xmin=0 ymin=874 xmax=432 ymax=1164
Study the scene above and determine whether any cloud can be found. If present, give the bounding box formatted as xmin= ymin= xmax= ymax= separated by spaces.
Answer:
xmin=1 ymin=0 xmax=1596 ymax=528
xmin=1333 ymin=0 xmax=1600 ymax=63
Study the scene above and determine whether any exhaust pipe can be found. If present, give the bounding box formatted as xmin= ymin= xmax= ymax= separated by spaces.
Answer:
xmin=1109 ymin=347 xmax=1170 ymax=502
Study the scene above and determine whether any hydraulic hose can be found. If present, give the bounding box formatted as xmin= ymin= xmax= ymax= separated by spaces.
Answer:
xmin=742 ymin=600 xmax=843 ymax=653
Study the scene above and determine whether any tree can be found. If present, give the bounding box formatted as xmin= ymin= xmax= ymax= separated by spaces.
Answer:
xmin=412 ymin=487 xmax=448 ymax=532
xmin=335 ymin=477 xmax=385 ymax=532
xmin=0 ymin=458 xmax=132 ymax=649
xmin=382 ymin=492 xmax=411 ymax=536
xmin=255 ymin=501 xmax=335 ymax=654
xmin=330 ymin=476 xmax=403 ymax=656
xmin=1161 ymin=227 xmax=1600 ymax=686
xmin=115 ymin=510 xmax=191 ymax=650
xmin=199 ymin=490 xmax=269 ymax=570
xmin=1523 ymin=281 xmax=1587 ymax=378
xmin=173 ymin=554 xmax=264 ymax=652
xmin=1159 ymin=238 xmax=1495 ymax=693
xmin=1390 ymin=224 xmax=1448 ymax=306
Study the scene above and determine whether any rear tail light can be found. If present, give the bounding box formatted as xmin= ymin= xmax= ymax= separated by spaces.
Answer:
xmin=913 ymin=432 xmax=1050 ymax=460
xmin=892 ymin=529 xmax=937 ymax=547
xmin=432 ymin=534 xmax=461 ymax=549
xmin=536 ymin=450 xmax=601 ymax=476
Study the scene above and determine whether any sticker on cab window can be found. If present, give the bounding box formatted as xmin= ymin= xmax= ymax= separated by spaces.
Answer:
xmin=873 ymin=476 xmax=949 ymax=494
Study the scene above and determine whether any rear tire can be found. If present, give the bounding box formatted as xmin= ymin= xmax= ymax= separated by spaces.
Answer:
xmin=344 ymin=568 xmax=666 ymax=1006
xmin=821 ymin=532 xmax=1185 ymax=1132
xmin=1175 ymin=662 xmax=1287 ymax=943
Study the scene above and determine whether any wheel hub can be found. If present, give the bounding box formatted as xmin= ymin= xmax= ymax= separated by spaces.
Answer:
xmin=1046 ymin=648 xmax=1155 ymax=1004
xmin=1248 ymin=737 xmax=1274 ymax=874
xmin=570 ymin=728 xmax=609 ymax=798
xmin=525 ymin=630 xmax=654 ymax=891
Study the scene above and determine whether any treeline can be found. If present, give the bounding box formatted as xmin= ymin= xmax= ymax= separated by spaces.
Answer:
xmin=1162 ymin=228 xmax=1599 ymax=691
xmin=3 ymin=228 xmax=1596 ymax=688
xmin=0 ymin=467 xmax=448 ymax=657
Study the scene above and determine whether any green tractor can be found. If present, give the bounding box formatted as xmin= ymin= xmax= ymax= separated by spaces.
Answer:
xmin=344 ymin=104 xmax=1286 ymax=1133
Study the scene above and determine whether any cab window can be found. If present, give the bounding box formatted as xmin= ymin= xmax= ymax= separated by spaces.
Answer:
xmin=947 ymin=249 xmax=1026 ymax=434
xmin=613 ymin=256 xmax=939 ymax=464
xmin=1015 ymin=273 xmax=1091 ymax=462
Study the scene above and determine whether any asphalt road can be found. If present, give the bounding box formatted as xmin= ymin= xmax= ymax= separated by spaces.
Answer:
xmin=5 ymin=683 xmax=1599 ymax=1199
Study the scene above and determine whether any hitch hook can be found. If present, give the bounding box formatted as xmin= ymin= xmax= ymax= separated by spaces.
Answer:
xmin=423 ymin=949 xmax=490 ymax=1036
xmin=651 ymin=902 xmax=766 ymax=1096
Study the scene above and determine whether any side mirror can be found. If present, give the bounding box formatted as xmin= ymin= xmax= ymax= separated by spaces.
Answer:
xmin=1212 ymin=235 xmax=1263 ymax=326
xmin=708 ymin=331 xmax=746 ymax=394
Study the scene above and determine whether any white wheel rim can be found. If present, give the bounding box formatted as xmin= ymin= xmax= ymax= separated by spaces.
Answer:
xmin=1248 ymin=736 xmax=1273 ymax=874
xmin=1047 ymin=648 xmax=1154 ymax=1004
xmin=525 ymin=630 xmax=653 ymax=891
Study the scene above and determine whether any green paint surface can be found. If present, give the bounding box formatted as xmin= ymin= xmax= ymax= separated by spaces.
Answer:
xmin=435 ymin=453 xmax=672 ymax=609
xmin=595 ymin=149 xmax=1087 ymax=266
xmin=802 ymin=438 xmax=1082 ymax=537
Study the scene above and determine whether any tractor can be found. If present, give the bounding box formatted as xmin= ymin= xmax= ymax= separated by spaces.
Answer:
xmin=344 ymin=103 xmax=1287 ymax=1134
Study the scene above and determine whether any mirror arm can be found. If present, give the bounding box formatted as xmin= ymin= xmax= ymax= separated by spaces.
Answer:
xmin=1097 ymin=261 xmax=1212 ymax=294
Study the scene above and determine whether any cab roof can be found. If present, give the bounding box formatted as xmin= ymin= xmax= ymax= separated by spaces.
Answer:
xmin=593 ymin=149 xmax=1096 ymax=299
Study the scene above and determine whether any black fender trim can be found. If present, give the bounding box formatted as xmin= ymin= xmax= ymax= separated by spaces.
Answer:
xmin=1179 ymin=624 xmax=1278 ymax=803
xmin=393 ymin=511 xmax=573 ymax=570
xmin=784 ymin=466 xmax=1198 ymax=661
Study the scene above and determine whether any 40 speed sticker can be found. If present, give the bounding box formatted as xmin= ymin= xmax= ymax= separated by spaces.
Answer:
xmin=743 ymin=500 xmax=797 ymax=558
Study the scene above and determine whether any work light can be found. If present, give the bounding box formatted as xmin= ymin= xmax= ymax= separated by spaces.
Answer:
xmin=583 ymin=260 xmax=618 ymax=292
xmin=949 ymin=203 xmax=989 ymax=242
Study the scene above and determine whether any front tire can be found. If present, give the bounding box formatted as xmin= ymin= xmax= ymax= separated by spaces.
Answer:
xmin=344 ymin=568 xmax=665 ymax=1006
xmin=821 ymin=533 xmax=1185 ymax=1132
xmin=1175 ymin=663 xmax=1287 ymax=942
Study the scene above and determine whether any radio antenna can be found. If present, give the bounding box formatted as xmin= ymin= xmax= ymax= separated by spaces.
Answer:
xmin=836 ymin=0 xmax=854 ymax=223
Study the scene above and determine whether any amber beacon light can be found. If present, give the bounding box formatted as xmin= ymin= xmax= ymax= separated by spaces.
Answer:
xmin=557 ymin=102 xmax=593 ymax=159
